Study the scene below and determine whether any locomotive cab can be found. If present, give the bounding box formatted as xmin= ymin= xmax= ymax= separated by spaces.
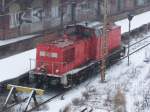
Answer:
xmin=35 ymin=39 xmax=75 ymax=75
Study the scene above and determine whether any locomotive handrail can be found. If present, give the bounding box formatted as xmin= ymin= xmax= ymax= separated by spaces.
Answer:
xmin=29 ymin=59 xmax=69 ymax=72
xmin=29 ymin=58 xmax=36 ymax=71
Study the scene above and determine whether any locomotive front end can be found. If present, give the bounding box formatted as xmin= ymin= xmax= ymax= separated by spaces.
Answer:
xmin=29 ymin=39 xmax=75 ymax=87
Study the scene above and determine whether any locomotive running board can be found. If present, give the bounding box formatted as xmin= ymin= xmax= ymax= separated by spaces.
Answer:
xmin=3 ymin=84 xmax=44 ymax=111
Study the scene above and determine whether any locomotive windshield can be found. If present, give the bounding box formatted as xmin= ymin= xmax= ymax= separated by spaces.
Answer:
xmin=66 ymin=25 xmax=93 ymax=38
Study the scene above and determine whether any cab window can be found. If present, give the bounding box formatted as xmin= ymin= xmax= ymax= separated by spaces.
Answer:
xmin=39 ymin=51 xmax=46 ymax=57
xmin=39 ymin=51 xmax=58 ymax=58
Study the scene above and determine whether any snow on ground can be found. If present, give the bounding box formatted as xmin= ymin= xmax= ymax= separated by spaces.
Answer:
xmin=115 ymin=11 xmax=150 ymax=34
xmin=0 ymin=49 xmax=36 ymax=82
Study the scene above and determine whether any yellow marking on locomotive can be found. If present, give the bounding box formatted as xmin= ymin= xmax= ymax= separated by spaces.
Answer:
xmin=7 ymin=84 xmax=44 ymax=96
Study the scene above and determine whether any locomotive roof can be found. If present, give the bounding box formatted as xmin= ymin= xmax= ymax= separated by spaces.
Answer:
xmin=78 ymin=21 xmax=103 ymax=29
xmin=48 ymin=21 xmax=117 ymax=48
xmin=67 ymin=21 xmax=118 ymax=30
xmin=68 ymin=21 xmax=104 ymax=30
xmin=50 ymin=38 xmax=74 ymax=48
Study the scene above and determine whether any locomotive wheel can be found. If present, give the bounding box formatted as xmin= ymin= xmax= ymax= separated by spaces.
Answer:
xmin=28 ymin=73 xmax=36 ymax=84
xmin=42 ymin=76 xmax=50 ymax=89
xmin=62 ymin=75 xmax=74 ymax=88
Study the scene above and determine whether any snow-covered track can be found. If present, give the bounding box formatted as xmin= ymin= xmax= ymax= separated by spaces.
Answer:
xmin=129 ymin=35 xmax=150 ymax=48
xmin=121 ymin=38 xmax=150 ymax=61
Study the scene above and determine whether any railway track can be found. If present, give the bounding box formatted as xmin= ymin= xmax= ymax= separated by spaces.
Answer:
xmin=129 ymin=35 xmax=150 ymax=48
xmin=121 ymin=35 xmax=150 ymax=61
xmin=1 ymin=32 xmax=150 ymax=112
xmin=26 ymin=73 xmax=96 ymax=112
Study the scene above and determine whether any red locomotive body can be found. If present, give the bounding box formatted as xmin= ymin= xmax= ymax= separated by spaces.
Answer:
xmin=30 ymin=22 xmax=125 ymax=87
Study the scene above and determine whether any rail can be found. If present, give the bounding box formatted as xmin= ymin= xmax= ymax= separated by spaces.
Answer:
xmin=129 ymin=35 xmax=150 ymax=47
xmin=122 ymin=41 xmax=150 ymax=61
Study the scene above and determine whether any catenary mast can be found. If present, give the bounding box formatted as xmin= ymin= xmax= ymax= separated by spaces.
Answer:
xmin=100 ymin=0 xmax=109 ymax=82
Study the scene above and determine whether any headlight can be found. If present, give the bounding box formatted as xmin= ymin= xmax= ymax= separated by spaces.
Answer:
xmin=55 ymin=69 xmax=59 ymax=73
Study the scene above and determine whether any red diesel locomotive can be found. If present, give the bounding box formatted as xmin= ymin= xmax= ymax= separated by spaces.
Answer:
xmin=29 ymin=22 xmax=125 ymax=88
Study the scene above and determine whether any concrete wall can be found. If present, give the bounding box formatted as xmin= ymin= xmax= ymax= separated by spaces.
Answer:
xmin=0 ymin=35 xmax=42 ymax=59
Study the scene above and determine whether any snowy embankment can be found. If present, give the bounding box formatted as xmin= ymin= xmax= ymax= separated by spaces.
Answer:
xmin=0 ymin=34 xmax=39 ymax=46
xmin=0 ymin=49 xmax=36 ymax=82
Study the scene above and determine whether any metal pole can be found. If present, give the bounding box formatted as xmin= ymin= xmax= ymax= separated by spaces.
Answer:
xmin=71 ymin=1 xmax=76 ymax=24
xmin=128 ymin=20 xmax=131 ymax=66
xmin=29 ymin=58 xmax=31 ymax=70
xmin=60 ymin=0 xmax=64 ymax=33
xmin=127 ymin=14 xmax=134 ymax=66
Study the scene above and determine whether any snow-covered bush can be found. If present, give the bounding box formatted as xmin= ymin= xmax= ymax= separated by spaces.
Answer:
xmin=61 ymin=104 xmax=71 ymax=112
xmin=82 ymin=91 xmax=89 ymax=99
xmin=72 ymin=97 xmax=81 ymax=106
xmin=113 ymin=89 xmax=126 ymax=112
